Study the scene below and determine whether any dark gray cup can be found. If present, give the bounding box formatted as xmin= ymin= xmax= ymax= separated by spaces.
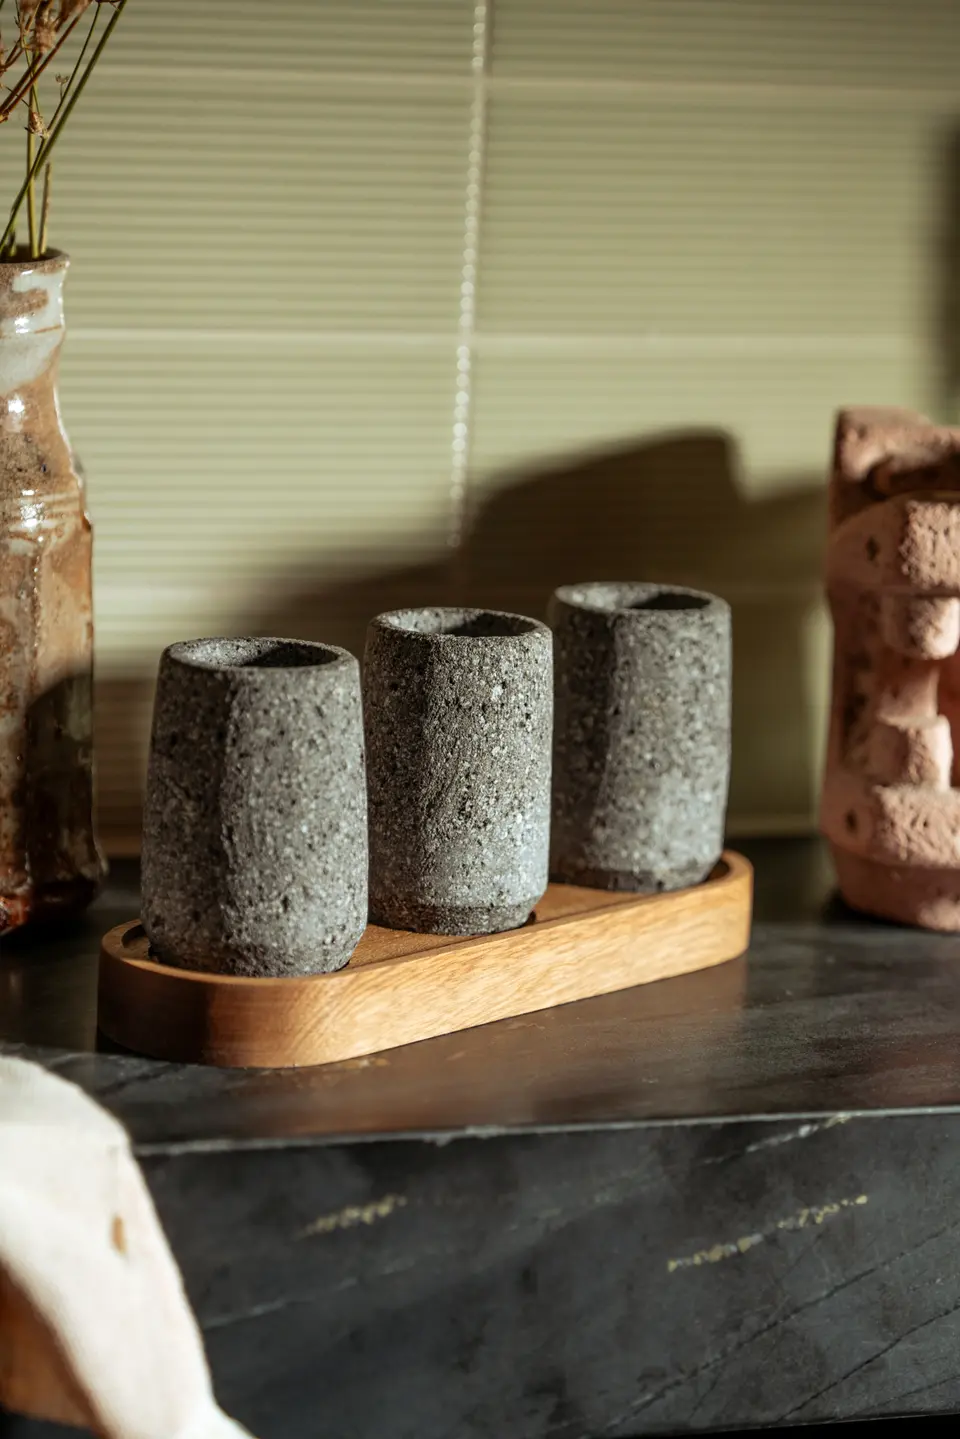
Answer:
xmin=363 ymin=607 xmax=553 ymax=934
xmin=549 ymin=583 xmax=731 ymax=893
xmin=141 ymin=637 xmax=368 ymax=977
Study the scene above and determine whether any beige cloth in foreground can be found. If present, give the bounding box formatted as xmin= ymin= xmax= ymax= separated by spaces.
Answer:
xmin=0 ymin=1055 xmax=252 ymax=1438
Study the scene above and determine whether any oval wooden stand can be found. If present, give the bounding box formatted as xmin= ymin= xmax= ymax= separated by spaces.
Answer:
xmin=98 ymin=851 xmax=753 ymax=1069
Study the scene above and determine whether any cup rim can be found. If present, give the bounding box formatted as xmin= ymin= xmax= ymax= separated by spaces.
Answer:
xmin=552 ymin=582 xmax=725 ymax=618
xmin=163 ymin=636 xmax=356 ymax=674
xmin=371 ymin=606 xmax=548 ymax=640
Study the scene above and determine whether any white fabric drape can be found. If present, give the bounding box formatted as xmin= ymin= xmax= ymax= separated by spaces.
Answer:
xmin=0 ymin=1056 xmax=252 ymax=1439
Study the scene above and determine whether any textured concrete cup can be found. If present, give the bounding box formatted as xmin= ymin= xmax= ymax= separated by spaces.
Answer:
xmin=142 ymin=637 xmax=368 ymax=977
xmin=364 ymin=607 xmax=553 ymax=934
xmin=550 ymin=582 xmax=731 ymax=893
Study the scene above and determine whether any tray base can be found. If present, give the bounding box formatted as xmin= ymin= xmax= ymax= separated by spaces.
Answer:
xmin=98 ymin=851 xmax=753 ymax=1069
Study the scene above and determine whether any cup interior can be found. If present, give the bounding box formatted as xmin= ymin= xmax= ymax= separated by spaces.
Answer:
xmin=170 ymin=637 xmax=342 ymax=670
xmin=380 ymin=608 xmax=539 ymax=638
xmin=627 ymin=592 xmax=710 ymax=612
xmin=559 ymin=583 xmax=713 ymax=614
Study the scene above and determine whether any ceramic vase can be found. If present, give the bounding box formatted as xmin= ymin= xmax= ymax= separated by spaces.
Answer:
xmin=0 ymin=250 xmax=103 ymax=933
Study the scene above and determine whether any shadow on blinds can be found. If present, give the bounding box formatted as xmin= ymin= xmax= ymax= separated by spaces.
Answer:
xmin=94 ymin=431 xmax=826 ymax=846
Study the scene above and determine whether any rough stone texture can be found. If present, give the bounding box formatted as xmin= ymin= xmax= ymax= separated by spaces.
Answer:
xmin=832 ymin=846 xmax=960 ymax=933
xmin=879 ymin=594 xmax=960 ymax=660
xmin=830 ymin=404 xmax=960 ymax=527
xmin=864 ymin=715 xmax=952 ymax=789
xmin=821 ymin=407 xmax=960 ymax=929
xmin=363 ymin=607 xmax=552 ymax=934
xmin=549 ymin=582 xmax=731 ymax=893
xmin=141 ymin=637 xmax=367 ymax=977
xmin=0 ymin=251 xmax=103 ymax=934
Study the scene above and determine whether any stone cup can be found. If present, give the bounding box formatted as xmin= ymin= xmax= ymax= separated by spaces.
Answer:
xmin=141 ymin=637 xmax=367 ymax=977
xmin=363 ymin=607 xmax=553 ymax=934
xmin=549 ymin=582 xmax=731 ymax=893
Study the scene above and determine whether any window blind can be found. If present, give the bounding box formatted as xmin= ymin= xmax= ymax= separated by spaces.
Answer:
xmin=0 ymin=0 xmax=950 ymax=844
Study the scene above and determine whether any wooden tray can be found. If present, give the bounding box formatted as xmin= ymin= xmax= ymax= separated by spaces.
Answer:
xmin=98 ymin=851 xmax=752 ymax=1069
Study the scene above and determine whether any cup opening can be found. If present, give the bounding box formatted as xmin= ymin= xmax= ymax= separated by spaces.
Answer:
xmin=628 ymin=592 xmax=710 ymax=613
xmin=170 ymin=637 xmax=342 ymax=671
xmin=558 ymin=582 xmax=714 ymax=615
xmin=381 ymin=608 xmax=539 ymax=638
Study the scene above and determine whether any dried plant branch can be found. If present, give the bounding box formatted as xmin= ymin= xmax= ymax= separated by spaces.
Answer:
xmin=43 ymin=0 xmax=96 ymax=133
xmin=2 ymin=42 xmax=27 ymax=77
xmin=32 ymin=0 xmax=123 ymax=152
xmin=34 ymin=0 xmax=56 ymax=54
xmin=1 ymin=11 xmax=80 ymax=119
xmin=58 ymin=1 xmax=92 ymax=24
xmin=38 ymin=156 xmax=49 ymax=252
xmin=0 ymin=0 xmax=127 ymax=256
xmin=25 ymin=91 xmax=35 ymax=251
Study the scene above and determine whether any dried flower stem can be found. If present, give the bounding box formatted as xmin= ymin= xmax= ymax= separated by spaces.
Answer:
xmin=1 ymin=0 xmax=127 ymax=254
xmin=2 ymin=14 xmax=80 ymax=120
xmin=38 ymin=158 xmax=50 ymax=253
xmin=44 ymin=0 xmax=97 ymax=134
xmin=25 ymin=78 xmax=37 ymax=254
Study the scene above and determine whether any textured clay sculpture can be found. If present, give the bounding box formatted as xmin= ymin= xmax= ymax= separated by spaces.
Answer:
xmin=822 ymin=407 xmax=960 ymax=929
xmin=550 ymin=582 xmax=731 ymax=893
xmin=142 ymin=637 xmax=368 ymax=976
xmin=364 ymin=607 xmax=553 ymax=934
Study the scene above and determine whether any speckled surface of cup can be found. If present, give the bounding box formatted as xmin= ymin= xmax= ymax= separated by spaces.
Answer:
xmin=363 ymin=607 xmax=552 ymax=934
xmin=550 ymin=583 xmax=731 ymax=893
xmin=142 ymin=637 xmax=367 ymax=977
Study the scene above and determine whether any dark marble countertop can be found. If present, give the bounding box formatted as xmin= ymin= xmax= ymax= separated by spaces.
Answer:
xmin=3 ymin=836 xmax=960 ymax=1147
xmin=5 ymin=840 xmax=960 ymax=1438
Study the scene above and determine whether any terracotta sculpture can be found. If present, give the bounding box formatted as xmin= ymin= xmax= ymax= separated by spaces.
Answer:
xmin=822 ymin=406 xmax=960 ymax=929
